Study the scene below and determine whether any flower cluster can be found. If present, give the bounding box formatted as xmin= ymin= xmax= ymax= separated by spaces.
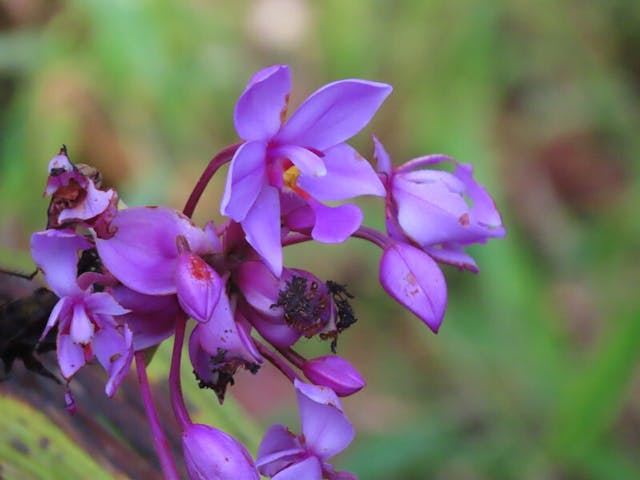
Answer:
xmin=31 ymin=65 xmax=504 ymax=479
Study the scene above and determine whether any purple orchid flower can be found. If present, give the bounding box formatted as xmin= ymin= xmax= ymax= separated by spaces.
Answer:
xmin=375 ymin=137 xmax=505 ymax=272
xmin=31 ymin=229 xmax=132 ymax=396
xmin=302 ymin=355 xmax=365 ymax=397
xmin=221 ymin=65 xmax=390 ymax=275
xmin=256 ymin=379 xmax=356 ymax=480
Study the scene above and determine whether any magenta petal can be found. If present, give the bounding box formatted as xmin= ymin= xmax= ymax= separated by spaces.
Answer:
xmin=235 ymin=65 xmax=291 ymax=141
xmin=242 ymin=185 xmax=283 ymax=276
xmin=297 ymin=144 xmax=385 ymax=201
xmin=310 ymin=201 xmax=362 ymax=243
xmin=58 ymin=333 xmax=86 ymax=379
xmin=379 ymin=242 xmax=447 ymax=332
xmin=175 ymin=253 xmax=222 ymax=323
xmin=295 ymin=380 xmax=354 ymax=460
xmin=221 ymin=141 xmax=268 ymax=221
xmin=272 ymin=457 xmax=323 ymax=480
xmin=242 ymin=306 xmax=301 ymax=348
xmin=96 ymin=206 xmax=208 ymax=295
xmin=93 ymin=325 xmax=133 ymax=397
xmin=454 ymin=162 xmax=505 ymax=234
xmin=31 ymin=229 xmax=90 ymax=297
xmin=276 ymin=80 xmax=392 ymax=150
xmin=84 ymin=292 xmax=130 ymax=316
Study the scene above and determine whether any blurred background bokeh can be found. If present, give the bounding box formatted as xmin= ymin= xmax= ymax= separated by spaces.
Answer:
xmin=1 ymin=1 xmax=639 ymax=479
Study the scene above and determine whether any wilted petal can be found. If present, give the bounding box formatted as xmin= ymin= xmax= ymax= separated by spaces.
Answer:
xmin=454 ymin=163 xmax=505 ymax=234
xmin=31 ymin=229 xmax=90 ymax=297
xmin=276 ymin=80 xmax=392 ymax=150
xmin=379 ymin=242 xmax=447 ymax=333
xmin=96 ymin=206 xmax=208 ymax=295
xmin=309 ymin=201 xmax=362 ymax=243
xmin=242 ymin=305 xmax=301 ymax=348
xmin=235 ymin=261 xmax=280 ymax=315
xmin=235 ymin=65 xmax=291 ymax=141
xmin=58 ymin=181 xmax=116 ymax=224
xmin=221 ymin=141 xmax=268 ymax=221
xmin=175 ymin=253 xmax=223 ymax=323
xmin=182 ymin=424 xmax=260 ymax=480
xmin=242 ymin=185 xmax=283 ymax=276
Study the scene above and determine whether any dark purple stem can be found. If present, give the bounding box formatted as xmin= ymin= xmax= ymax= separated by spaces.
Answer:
xmin=183 ymin=142 xmax=242 ymax=218
xmin=275 ymin=346 xmax=306 ymax=370
xmin=255 ymin=340 xmax=301 ymax=383
xmin=169 ymin=313 xmax=192 ymax=430
xmin=135 ymin=351 xmax=180 ymax=480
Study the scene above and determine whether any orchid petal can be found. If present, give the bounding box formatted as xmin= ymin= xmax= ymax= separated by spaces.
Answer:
xmin=379 ymin=242 xmax=447 ymax=332
xmin=242 ymin=185 xmax=283 ymax=276
xmin=373 ymin=136 xmax=392 ymax=175
xmin=57 ymin=333 xmax=86 ymax=379
xmin=271 ymin=144 xmax=326 ymax=177
xmin=235 ymin=65 xmax=291 ymax=141
xmin=93 ymin=325 xmax=133 ymax=397
xmin=70 ymin=302 xmax=95 ymax=345
xmin=277 ymin=80 xmax=392 ymax=150
xmin=310 ymin=201 xmax=362 ymax=243
xmin=298 ymin=144 xmax=385 ymax=201
xmin=272 ymin=457 xmax=323 ymax=480
xmin=175 ymin=253 xmax=222 ymax=323
xmin=221 ymin=140 xmax=268 ymax=221
xmin=295 ymin=380 xmax=354 ymax=460
xmin=31 ymin=229 xmax=89 ymax=297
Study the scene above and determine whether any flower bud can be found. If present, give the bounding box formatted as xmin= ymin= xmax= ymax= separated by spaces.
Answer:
xmin=182 ymin=424 xmax=259 ymax=480
xmin=303 ymin=355 xmax=365 ymax=397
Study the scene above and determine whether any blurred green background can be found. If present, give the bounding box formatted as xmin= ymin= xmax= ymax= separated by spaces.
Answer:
xmin=1 ymin=1 xmax=639 ymax=479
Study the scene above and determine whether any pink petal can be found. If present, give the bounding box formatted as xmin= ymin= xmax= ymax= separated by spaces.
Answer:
xmin=271 ymin=144 xmax=326 ymax=177
xmin=93 ymin=325 xmax=133 ymax=397
xmin=70 ymin=302 xmax=95 ymax=345
xmin=379 ymin=242 xmax=447 ymax=332
xmin=276 ymin=80 xmax=392 ymax=150
xmin=372 ymin=136 xmax=392 ymax=175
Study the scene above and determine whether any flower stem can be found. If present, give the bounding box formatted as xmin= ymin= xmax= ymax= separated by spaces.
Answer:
xmin=135 ymin=351 xmax=180 ymax=480
xmin=255 ymin=340 xmax=300 ymax=383
xmin=169 ymin=313 xmax=192 ymax=430
xmin=183 ymin=142 xmax=242 ymax=218
xmin=352 ymin=226 xmax=390 ymax=249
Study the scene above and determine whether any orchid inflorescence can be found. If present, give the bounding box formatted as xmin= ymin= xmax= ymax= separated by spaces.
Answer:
xmin=31 ymin=65 xmax=505 ymax=480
